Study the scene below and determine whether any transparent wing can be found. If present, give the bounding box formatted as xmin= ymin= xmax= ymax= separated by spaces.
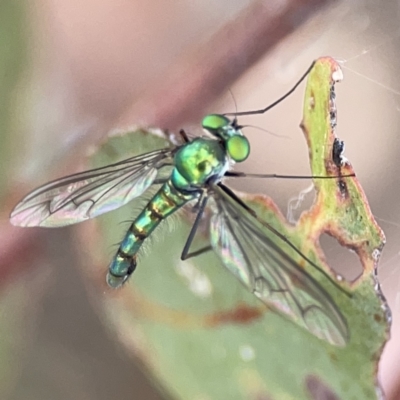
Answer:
xmin=10 ymin=148 xmax=175 ymax=227
xmin=209 ymin=183 xmax=348 ymax=346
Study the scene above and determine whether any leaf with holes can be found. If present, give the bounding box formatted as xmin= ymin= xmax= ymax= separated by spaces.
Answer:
xmin=79 ymin=57 xmax=389 ymax=400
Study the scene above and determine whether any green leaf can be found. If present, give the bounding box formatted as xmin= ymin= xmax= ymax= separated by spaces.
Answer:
xmin=82 ymin=58 xmax=389 ymax=399
xmin=0 ymin=0 xmax=29 ymax=193
xmin=0 ymin=1 xmax=43 ymax=398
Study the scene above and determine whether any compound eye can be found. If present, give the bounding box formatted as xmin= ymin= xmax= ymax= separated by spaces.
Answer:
xmin=226 ymin=135 xmax=250 ymax=162
xmin=202 ymin=114 xmax=230 ymax=133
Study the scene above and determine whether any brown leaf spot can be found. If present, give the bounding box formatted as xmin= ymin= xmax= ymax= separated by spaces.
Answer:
xmin=206 ymin=303 xmax=264 ymax=327
xmin=374 ymin=313 xmax=382 ymax=323
xmin=309 ymin=90 xmax=316 ymax=110
xmin=305 ymin=375 xmax=341 ymax=400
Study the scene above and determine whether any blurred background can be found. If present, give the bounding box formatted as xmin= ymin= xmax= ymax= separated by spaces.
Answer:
xmin=1 ymin=0 xmax=400 ymax=399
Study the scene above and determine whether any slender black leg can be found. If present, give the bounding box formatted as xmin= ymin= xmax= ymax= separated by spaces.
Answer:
xmin=179 ymin=129 xmax=190 ymax=143
xmin=224 ymin=61 xmax=315 ymax=117
xmin=224 ymin=171 xmax=355 ymax=180
xmin=181 ymin=195 xmax=213 ymax=260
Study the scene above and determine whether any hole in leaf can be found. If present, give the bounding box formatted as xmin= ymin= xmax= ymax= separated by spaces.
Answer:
xmin=286 ymin=183 xmax=315 ymax=224
xmin=319 ymin=234 xmax=363 ymax=282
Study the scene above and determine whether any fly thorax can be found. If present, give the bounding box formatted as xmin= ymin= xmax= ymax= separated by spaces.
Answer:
xmin=172 ymin=138 xmax=227 ymax=190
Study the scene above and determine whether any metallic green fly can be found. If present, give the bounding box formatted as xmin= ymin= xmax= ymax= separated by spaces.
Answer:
xmin=10 ymin=61 xmax=349 ymax=346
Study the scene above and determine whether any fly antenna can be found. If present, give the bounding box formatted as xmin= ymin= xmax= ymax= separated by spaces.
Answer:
xmin=240 ymin=124 xmax=290 ymax=139
xmin=227 ymin=88 xmax=239 ymax=125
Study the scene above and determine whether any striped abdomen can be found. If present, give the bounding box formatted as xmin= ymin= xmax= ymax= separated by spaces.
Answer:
xmin=107 ymin=179 xmax=194 ymax=288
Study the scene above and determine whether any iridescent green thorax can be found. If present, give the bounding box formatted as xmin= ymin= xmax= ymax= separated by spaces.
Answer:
xmin=173 ymin=138 xmax=228 ymax=191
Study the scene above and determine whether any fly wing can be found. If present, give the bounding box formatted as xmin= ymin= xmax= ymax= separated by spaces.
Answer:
xmin=10 ymin=148 xmax=174 ymax=227
xmin=209 ymin=183 xmax=348 ymax=346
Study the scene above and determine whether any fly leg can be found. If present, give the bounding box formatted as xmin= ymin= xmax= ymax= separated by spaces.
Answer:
xmin=179 ymin=129 xmax=190 ymax=143
xmin=225 ymin=171 xmax=355 ymax=179
xmin=181 ymin=194 xmax=212 ymax=260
